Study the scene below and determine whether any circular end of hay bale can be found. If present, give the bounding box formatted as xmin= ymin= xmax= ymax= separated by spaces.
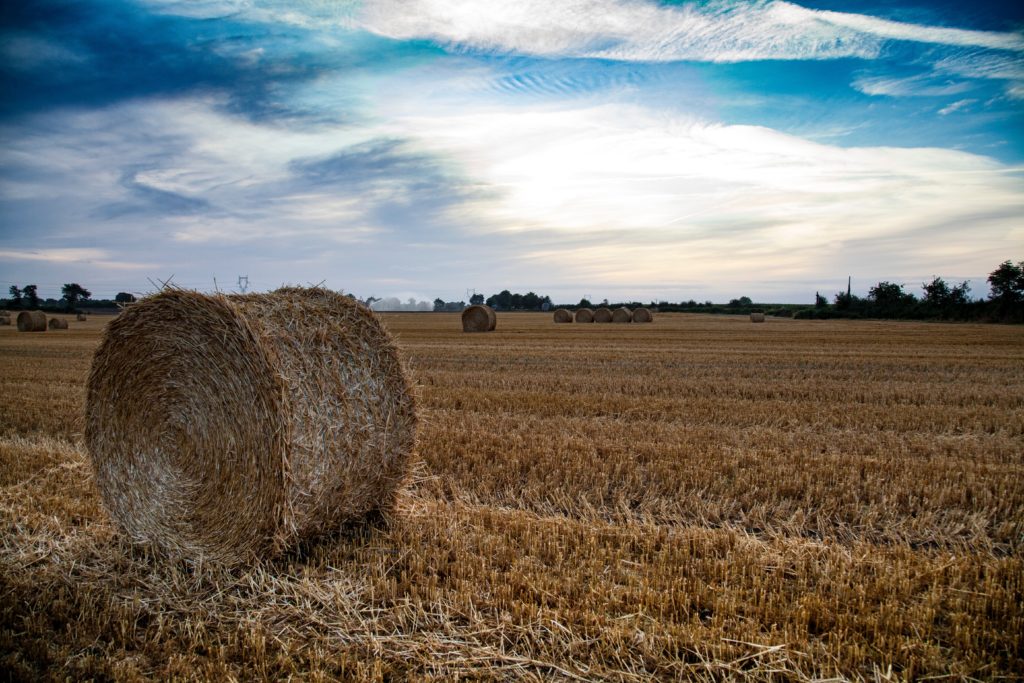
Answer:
xmin=750 ymin=312 xmax=765 ymax=323
xmin=632 ymin=307 xmax=653 ymax=323
xmin=574 ymin=308 xmax=594 ymax=323
xmin=552 ymin=308 xmax=572 ymax=323
xmin=593 ymin=307 xmax=612 ymax=323
xmin=48 ymin=317 xmax=68 ymax=330
xmin=462 ymin=304 xmax=496 ymax=332
xmin=86 ymin=287 xmax=416 ymax=563
xmin=611 ymin=307 xmax=632 ymax=323
xmin=17 ymin=310 xmax=47 ymax=332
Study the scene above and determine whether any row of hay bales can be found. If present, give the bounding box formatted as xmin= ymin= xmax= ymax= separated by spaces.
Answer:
xmin=6 ymin=311 xmax=71 ymax=331
xmin=554 ymin=306 xmax=653 ymax=323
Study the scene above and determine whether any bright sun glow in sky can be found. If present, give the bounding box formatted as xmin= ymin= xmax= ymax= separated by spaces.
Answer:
xmin=1 ymin=0 xmax=1022 ymax=303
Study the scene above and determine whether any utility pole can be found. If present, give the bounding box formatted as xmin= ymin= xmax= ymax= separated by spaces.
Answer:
xmin=237 ymin=275 xmax=249 ymax=294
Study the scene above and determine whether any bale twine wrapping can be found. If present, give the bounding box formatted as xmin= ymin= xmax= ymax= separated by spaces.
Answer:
xmin=632 ymin=307 xmax=653 ymax=323
xmin=85 ymin=287 xmax=417 ymax=563
xmin=611 ymin=307 xmax=632 ymax=323
xmin=77 ymin=313 xmax=87 ymax=321
xmin=750 ymin=312 xmax=766 ymax=323
xmin=462 ymin=304 xmax=496 ymax=332
xmin=575 ymin=308 xmax=594 ymax=323
xmin=552 ymin=308 xmax=573 ymax=323
xmin=17 ymin=311 xmax=47 ymax=332
xmin=48 ymin=317 xmax=69 ymax=330
xmin=593 ymin=307 xmax=612 ymax=323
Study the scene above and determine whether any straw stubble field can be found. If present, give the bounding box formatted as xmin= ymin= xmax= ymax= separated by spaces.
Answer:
xmin=1 ymin=312 xmax=1022 ymax=680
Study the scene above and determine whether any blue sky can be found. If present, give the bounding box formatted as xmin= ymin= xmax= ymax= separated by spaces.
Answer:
xmin=1 ymin=0 xmax=1022 ymax=304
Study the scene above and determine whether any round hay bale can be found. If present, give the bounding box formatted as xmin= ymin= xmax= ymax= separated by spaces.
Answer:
xmin=593 ymin=307 xmax=612 ymax=323
xmin=85 ymin=287 xmax=417 ymax=564
xmin=462 ymin=304 xmax=496 ymax=332
xmin=0 ymin=315 xmax=10 ymax=326
xmin=77 ymin=313 xmax=87 ymax=321
xmin=48 ymin=317 xmax=69 ymax=330
xmin=611 ymin=307 xmax=632 ymax=323
xmin=552 ymin=308 xmax=573 ymax=323
xmin=574 ymin=308 xmax=594 ymax=323
xmin=632 ymin=307 xmax=653 ymax=323
xmin=750 ymin=312 xmax=766 ymax=323
xmin=17 ymin=311 xmax=47 ymax=332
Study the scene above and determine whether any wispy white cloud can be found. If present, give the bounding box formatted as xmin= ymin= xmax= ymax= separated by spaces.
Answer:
xmin=938 ymin=99 xmax=976 ymax=115
xmin=851 ymin=74 xmax=974 ymax=97
xmin=0 ymin=248 xmax=155 ymax=270
xmin=353 ymin=0 xmax=1024 ymax=63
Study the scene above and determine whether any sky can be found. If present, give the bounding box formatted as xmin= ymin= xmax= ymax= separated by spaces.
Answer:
xmin=1 ymin=0 xmax=1022 ymax=304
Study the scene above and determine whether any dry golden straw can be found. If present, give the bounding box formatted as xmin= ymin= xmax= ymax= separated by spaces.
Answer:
xmin=85 ymin=287 xmax=417 ymax=564
xmin=632 ymin=307 xmax=653 ymax=323
xmin=48 ymin=318 xmax=69 ymax=330
xmin=611 ymin=307 xmax=632 ymax=323
xmin=462 ymin=305 xmax=496 ymax=333
xmin=552 ymin=309 xmax=572 ymax=323
xmin=17 ymin=311 xmax=47 ymax=332
xmin=750 ymin=312 xmax=766 ymax=323
xmin=593 ymin=307 xmax=612 ymax=323
xmin=574 ymin=308 xmax=594 ymax=323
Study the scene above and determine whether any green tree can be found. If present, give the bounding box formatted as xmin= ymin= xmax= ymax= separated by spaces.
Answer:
xmin=61 ymin=283 xmax=92 ymax=312
xmin=23 ymin=284 xmax=39 ymax=309
xmin=469 ymin=293 xmax=484 ymax=306
xmin=988 ymin=260 xmax=1023 ymax=304
xmin=115 ymin=292 xmax=136 ymax=304
xmin=815 ymin=291 xmax=827 ymax=308
xmin=578 ymin=298 xmax=592 ymax=308
xmin=433 ymin=298 xmax=446 ymax=312
xmin=8 ymin=285 xmax=22 ymax=308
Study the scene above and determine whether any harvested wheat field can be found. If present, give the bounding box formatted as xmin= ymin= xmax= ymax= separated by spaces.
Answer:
xmin=1 ymin=312 xmax=1022 ymax=681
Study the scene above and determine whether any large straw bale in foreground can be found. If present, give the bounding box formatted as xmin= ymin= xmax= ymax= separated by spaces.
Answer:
xmin=552 ymin=308 xmax=572 ymax=323
xmin=593 ymin=307 xmax=612 ymax=323
xmin=750 ymin=312 xmax=766 ymax=323
xmin=575 ymin=308 xmax=594 ymax=323
xmin=632 ymin=307 xmax=653 ymax=323
xmin=85 ymin=287 xmax=417 ymax=563
xmin=611 ymin=307 xmax=632 ymax=323
xmin=462 ymin=305 xmax=496 ymax=332
xmin=48 ymin=317 xmax=68 ymax=330
xmin=17 ymin=311 xmax=47 ymax=332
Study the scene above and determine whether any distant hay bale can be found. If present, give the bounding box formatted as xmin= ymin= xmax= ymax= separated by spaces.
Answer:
xmin=593 ymin=307 xmax=612 ymax=323
xmin=553 ymin=308 xmax=572 ymax=323
xmin=0 ymin=314 xmax=10 ymax=326
xmin=632 ymin=307 xmax=653 ymax=323
xmin=750 ymin=312 xmax=766 ymax=323
xmin=77 ymin=313 xmax=87 ymax=321
xmin=85 ymin=287 xmax=417 ymax=564
xmin=17 ymin=311 xmax=47 ymax=332
xmin=575 ymin=308 xmax=594 ymax=323
xmin=462 ymin=304 xmax=496 ymax=332
xmin=611 ymin=307 xmax=632 ymax=323
xmin=48 ymin=317 xmax=69 ymax=330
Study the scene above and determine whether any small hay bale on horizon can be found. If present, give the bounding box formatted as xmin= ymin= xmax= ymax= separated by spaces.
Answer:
xmin=553 ymin=308 xmax=573 ymax=323
xmin=85 ymin=287 xmax=417 ymax=564
xmin=575 ymin=308 xmax=594 ymax=323
xmin=750 ymin=312 xmax=766 ymax=323
xmin=633 ymin=307 xmax=654 ymax=323
xmin=462 ymin=304 xmax=496 ymax=332
xmin=0 ymin=314 xmax=10 ymax=326
xmin=17 ymin=311 xmax=47 ymax=332
xmin=593 ymin=307 xmax=612 ymax=323
xmin=611 ymin=307 xmax=632 ymax=323
xmin=77 ymin=313 xmax=87 ymax=321
xmin=48 ymin=317 xmax=68 ymax=330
